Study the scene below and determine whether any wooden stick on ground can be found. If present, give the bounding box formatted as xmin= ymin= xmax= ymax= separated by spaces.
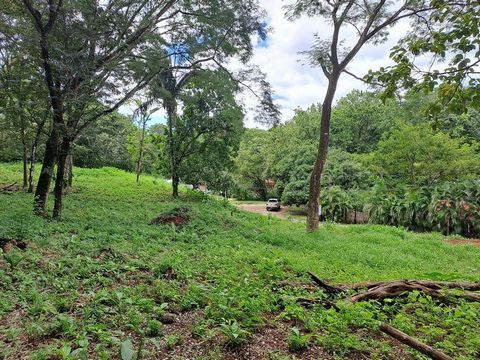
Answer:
xmin=307 ymin=272 xmax=343 ymax=294
xmin=349 ymin=280 xmax=480 ymax=303
xmin=349 ymin=281 xmax=444 ymax=302
xmin=380 ymin=323 xmax=453 ymax=360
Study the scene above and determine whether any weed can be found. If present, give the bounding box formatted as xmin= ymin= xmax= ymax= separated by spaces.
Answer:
xmin=164 ymin=334 xmax=184 ymax=350
xmin=2 ymin=248 xmax=24 ymax=269
xmin=145 ymin=319 xmax=162 ymax=337
xmin=220 ymin=319 xmax=250 ymax=347
xmin=0 ymin=163 xmax=479 ymax=358
xmin=287 ymin=327 xmax=311 ymax=352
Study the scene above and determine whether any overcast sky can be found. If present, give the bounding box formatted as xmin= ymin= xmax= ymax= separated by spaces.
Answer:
xmin=124 ymin=1 xmax=413 ymax=128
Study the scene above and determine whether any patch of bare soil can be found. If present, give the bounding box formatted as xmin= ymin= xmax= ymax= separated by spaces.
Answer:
xmin=140 ymin=310 xmax=413 ymax=360
xmin=0 ymin=238 xmax=28 ymax=253
xmin=446 ymin=239 xmax=480 ymax=247
xmin=0 ymin=307 xmax=414 ymax=360
xmin=150 ymin=207 xmax=190 ymax=227
xmin=235 ymin=203 xmax=290 ymax=219
xmin=141 ymin=312 xmax=332 ymax=360
xmin=223 ymin=320 xmax=333 ymax=360
xmin=0 ymin=308 xmax=28 ymax=355
xmin=0 ymin=308 xmax=59 ymax=360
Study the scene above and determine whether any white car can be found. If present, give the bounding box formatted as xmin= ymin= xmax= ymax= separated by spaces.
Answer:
xmin=266 ymin=198 xmax=281 ymax=211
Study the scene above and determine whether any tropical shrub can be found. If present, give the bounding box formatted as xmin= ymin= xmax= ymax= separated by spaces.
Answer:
xmin=428 ymin=182 xmax=480 ymax=237
xmin=365 ymin=181 xmax=480 ymax=237
xmin=320 ymin=186 xmax=352 ymax=222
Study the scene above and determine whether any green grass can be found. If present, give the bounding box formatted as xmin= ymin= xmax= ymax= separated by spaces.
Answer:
xmin=1 ymin=162 xmax=480 ymax=359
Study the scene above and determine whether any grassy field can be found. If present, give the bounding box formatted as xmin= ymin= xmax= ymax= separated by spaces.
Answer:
xmin=1 ymin=163 xmax=479 ymax=360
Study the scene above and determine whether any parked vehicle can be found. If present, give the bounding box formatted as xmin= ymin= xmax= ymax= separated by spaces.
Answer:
xmin=266 ymin=198 xmax=281 ymax=211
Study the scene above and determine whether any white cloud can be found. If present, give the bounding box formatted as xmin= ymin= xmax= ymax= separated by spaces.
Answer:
xmin=242 ymin=1 xmax=413 ymax=127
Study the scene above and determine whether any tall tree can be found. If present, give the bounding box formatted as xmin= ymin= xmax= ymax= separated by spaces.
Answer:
xmin=0 ymin=43 xmax=50 ymax=191
xmin=373 ymin=123 xmax=480 ymax=187
xmin=157 ymin=69 xmax=244 ymax=196
xmin=148 ymin=1 xmax=276 ymax=197
xmin=287 ymin=0 xmax=431 ymax=230
xmin=330 ymin=90 xmax=400 ymax=153
xmin=131 ymin=99 xmax=159 ymax=183
xmin=19 ymin=0 xmax=179 ymax=217
xmin=234 ymin=129 xmax=271 ymax=200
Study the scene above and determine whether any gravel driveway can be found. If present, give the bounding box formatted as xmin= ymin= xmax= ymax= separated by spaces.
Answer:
xmin=235 ymin=203 xmax=289 ymax=219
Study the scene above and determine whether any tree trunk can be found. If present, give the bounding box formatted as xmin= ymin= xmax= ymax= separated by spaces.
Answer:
xmin=28 ymin=144 xmax=37 ymax=193
xmin=34 ymin=127 xmax=60 ymax=215
xmin=22 ymin=147 xmax=28 ymax=190
xmin=28 ymin=114 xmax=47 ymax=193
xmin=53 ymin=138 xmax=71 ymax=218
xmin=172 ymin=170 xmax=179 ymax=198
xmin=20 ymin=115 xmax=28 ymax=189
xmin=33 ymin=33 xmax=64 ymax=215
xmin=306 ymin=74 xmax=340 ymax=231
xmin=64 ymin=153 xmax=73 ymax=190
xmin=136 ymin=119 xmax=147 ymax=183
xmin=166 ymin=100 xmax=179 ymax=197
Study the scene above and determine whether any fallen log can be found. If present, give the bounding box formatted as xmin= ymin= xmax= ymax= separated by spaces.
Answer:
xmin=380 ymin=323 xmax=453 ymax=360
xmin=350 ymin=281 xmax=444 ymax=303
xmin=305 ymin=275 xmax=480 ymax=303
xmin=350 ymin=280 xmax=480 ymax=303
xmin=301 ymin=274 xmax=474 ymax=359
xmin=348 ymin=280 xmax=480 ymax=292
xmin=458 ymin=291 xmax=480 ymax=302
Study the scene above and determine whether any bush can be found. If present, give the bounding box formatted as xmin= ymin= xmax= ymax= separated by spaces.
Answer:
xmin=282 ymin=179 xmax=309 ymax=206
xmin=320 ymin=186 xmax=352 ymax=222
xmin=365 ymin=181 xmax=480 ymax=237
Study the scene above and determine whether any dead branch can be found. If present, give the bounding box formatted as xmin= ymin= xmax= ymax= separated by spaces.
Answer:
xmin=307 ymin=272 xmax=343 ymax=294
xmin=302 ymin=274 xmax=474 ymax=359
xmin=349 ymin=280 xmax=444 ymax=302
xmin=306 ymin=275 xmax=480 ymax=303
xmin=348 ymin=280 xmax=480 ymax=291
xmin=380 ymin=323 xmax=453 ymax=360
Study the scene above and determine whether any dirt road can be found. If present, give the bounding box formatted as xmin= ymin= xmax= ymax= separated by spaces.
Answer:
xmin=235 ymin=203 xmax=289 ymax=219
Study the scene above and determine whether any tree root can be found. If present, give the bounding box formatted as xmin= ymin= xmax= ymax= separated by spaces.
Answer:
xmin=306 ymin=272 xmax=480 ymax=303
xmin=300 ymin=273 xmax=478 ymax=359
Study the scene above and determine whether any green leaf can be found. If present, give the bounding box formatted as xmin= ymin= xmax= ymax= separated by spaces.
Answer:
xmin=120 ymin=339 xmax=135 ymax=360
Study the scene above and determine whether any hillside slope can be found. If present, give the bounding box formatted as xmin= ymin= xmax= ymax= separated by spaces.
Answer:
xmin=1 ymin=163 xmax=479 ymax=359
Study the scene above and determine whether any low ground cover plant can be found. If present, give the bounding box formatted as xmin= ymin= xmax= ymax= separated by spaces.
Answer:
xmin=1 ymin=163 xmax=479 ymax=359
